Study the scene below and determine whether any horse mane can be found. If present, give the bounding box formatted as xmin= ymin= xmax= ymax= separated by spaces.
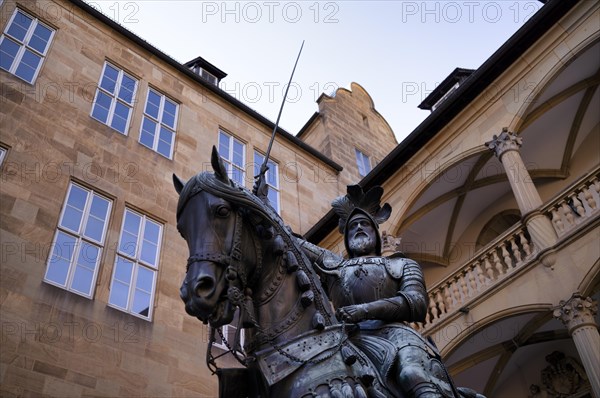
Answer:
xmin=177 ymin=171 xmax=281 ymax=231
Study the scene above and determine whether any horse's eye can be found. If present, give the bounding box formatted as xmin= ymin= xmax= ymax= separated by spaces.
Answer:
xmin=215 ymin=205 xmax=231 ymax=218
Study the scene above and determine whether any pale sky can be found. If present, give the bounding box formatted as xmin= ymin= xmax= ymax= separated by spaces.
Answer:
xmin=86 ymin=0 xmax=544 ymax=142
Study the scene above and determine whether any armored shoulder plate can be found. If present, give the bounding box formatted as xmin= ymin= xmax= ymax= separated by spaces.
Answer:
xmin=384 ymin=256 xmax=414 ymax=279
xmin=321 ymin=250 xmax=343 ymax=270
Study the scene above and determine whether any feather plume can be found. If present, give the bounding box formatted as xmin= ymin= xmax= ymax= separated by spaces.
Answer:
xmin=331 ymin=184 xmax=392 ymax=232
xmin=360 ymin=187 xmax=383 ymax=217
xmin=374 ymin=203 xmax=392 ymax=225
xmin=331 ymin=195 xmax=355 ymax=232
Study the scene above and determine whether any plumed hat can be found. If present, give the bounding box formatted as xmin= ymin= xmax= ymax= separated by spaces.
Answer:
xmin=331 ymin=185 xmax=392 ymax=257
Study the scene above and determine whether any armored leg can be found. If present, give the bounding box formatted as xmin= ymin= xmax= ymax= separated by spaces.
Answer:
xmin=396 ymin=346 xmax=454 ymax=398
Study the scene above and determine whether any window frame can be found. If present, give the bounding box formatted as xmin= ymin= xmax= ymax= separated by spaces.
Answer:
xmin=217 ymin=129 xmax=246 ymax=186
xmin=355 ymin=148 xmax=372 ymax=177
xmin=139 ymin=87 xmax=178 ymax=159
xmin=0 ymin=8 xmax=56 ymax=84
xmin=43 ymin=182 xmax=112 ymax=299
xmin=254 ymin=150 xmax=280 ymax=214
xmin=90 ymin=61 xmax=138 ymax=135
xmin=0 ymin=147 xmax=7 ymax=166
xmin=108 ymin=208 xmax=162 ymax=321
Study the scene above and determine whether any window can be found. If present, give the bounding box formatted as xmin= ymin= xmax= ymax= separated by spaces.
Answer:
xmin=218 ymin=130 xmax=245 ymax=185
xmin=0 ymin=147 xmax=6 ymax=166
xmin=109 ymin=209 xmax=162 ymax=320
xmin=192 ymin=66 xmax=217 ymax=85
xmin=254 ymin=151 xmax=280 ymax=213
xmin=139 ymin=88 xmax=178 ymax=159
xmin=201 ymin=70 xmax=217 ymax=85
xmin=214 ymin=309 xmax=244 ymax=351
xmin=44 ymin=183 xmax=112 ymax=298
xmin=355 ymin=148 xmax=371 ymax=177
xmin=0 ymin=9 xmax=55 ymax=83
xmin=91 ymin=62 xmax=137 ymax=135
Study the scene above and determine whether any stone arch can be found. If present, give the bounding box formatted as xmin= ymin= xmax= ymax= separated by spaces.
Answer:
xmin=578 ymin=258 xmax=600 ymax=298
xmin=388 ymin=145 xmax=512 ymax=267
xmin=508 ymin=35 xmax=600 ymax=134
xmin=389 ymin=146 xmax=486 ymax=237
xmin=440 ymin=303 xmax=554 ymax=358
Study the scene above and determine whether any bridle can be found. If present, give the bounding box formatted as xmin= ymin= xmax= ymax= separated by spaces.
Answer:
xmin=179 ymin=175 xmax=345 ymax=375
xmin=183 ymin=182 xmax=262 ymax=289
xmin=185 ymin=207 xmax=243 ymax=276
xmin=180 ymin=191 xmax=260 ymax=371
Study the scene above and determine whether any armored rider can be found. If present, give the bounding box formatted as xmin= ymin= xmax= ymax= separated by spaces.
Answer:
xmin=299 ymin=185 xmax=483 ymax=398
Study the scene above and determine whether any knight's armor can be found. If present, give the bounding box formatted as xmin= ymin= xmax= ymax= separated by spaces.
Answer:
xmin=324 ymin=254 xmax=428 ymax=323
xmin=299 ymin=185 xmax=482 ymax=398
xmin=296 ymin=184 xmax=464 ymax=398
xmin=298 ymin=241 xmax=456 ymax=398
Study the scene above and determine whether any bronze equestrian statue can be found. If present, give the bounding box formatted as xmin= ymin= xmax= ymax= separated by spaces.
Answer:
xmin=174 ymin=147 xmax=485 ymax=398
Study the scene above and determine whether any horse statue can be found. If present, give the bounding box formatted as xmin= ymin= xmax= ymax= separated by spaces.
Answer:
xmin=174 ymin=147 xmax=389 ymax=398
xmin=174 ymin=147 xmax=484 ymax=398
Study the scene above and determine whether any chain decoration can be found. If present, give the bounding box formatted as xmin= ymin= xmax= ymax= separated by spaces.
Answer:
xmin=190 ymin=171 xmax=344 ymax=373
xmin=239 ymin=292 xmax=348 ymax=366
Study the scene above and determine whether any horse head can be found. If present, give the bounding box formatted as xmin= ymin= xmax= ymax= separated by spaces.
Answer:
xmin=174 ymin=146 xmax=262 ymax=327
xmin=172 ymin=148 xmax=394 ymax=398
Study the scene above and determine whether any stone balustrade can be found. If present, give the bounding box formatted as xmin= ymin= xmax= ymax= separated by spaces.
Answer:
xmin=413 ymin=223 xmax=536 ymax=330
xmin=414 ymin=167 xmax=600 ymax=332
xmin=547 ymin=169 xmax=600 ymax=237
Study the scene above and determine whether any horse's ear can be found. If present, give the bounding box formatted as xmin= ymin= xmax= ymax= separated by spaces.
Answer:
xmin=173 ymin=173 xmax=185 ymax=195
xmin=211 ymin=146 xmax=229 ymax=183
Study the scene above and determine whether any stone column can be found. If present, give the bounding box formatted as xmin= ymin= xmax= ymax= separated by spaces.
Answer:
xmin=486 ymin=128 xmax=558 ymax=252
xmin=553 ymin=293 xmax=600 ymax=398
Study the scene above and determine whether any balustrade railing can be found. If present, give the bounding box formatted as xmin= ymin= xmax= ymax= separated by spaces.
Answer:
xmin=547 ymin=171 xmax=600 ymax=237
xmin=415 ymin=224 xmax=535 ymax=329
xmin=414 ymin=167 xmax=600 ymax=332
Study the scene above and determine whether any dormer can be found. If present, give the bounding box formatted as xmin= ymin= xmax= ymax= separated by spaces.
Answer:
xmin=184 ymin=56 xmax=227 ymax=86
xmin=419 ymin=68 xmax=474 ymax=112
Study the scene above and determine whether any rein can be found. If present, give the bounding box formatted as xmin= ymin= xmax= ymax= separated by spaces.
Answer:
xmin=182 ymin=174 xmax=345 ymax=376
xmin=197 ymin=207 xmax=255 ymax=373
xmin=184 ymin=205 xmax=262 ymax=373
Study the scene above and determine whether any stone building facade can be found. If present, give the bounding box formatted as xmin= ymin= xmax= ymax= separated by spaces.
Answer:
xmin=0 ymin=0 xmax=397 ymax=396
xmin=0 ymin=0 xmax=598 ymax=397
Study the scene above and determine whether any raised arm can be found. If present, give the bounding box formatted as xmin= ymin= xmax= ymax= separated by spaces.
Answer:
xmin=294 ymin=237 xmax=343 ymax=293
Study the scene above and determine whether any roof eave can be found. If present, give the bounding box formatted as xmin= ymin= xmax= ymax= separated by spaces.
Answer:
xmin=304 ymin=0 xmax=579 ymax=243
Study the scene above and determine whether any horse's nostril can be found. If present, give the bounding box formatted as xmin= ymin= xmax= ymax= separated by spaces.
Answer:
xmin=194 ymin=277 xmax=215 ymax=297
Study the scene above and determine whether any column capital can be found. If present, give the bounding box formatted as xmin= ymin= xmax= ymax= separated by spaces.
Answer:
xmin=553 ymin=293 xmax=598 ymax=333
xmin=485 ymin=128 xmax=523 ymax=158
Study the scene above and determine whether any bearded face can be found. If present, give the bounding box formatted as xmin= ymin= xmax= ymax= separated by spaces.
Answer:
xmin=347 ymin=215 xmax=377 ymax=257
xmin=348 ymin=234 xmax=375 ymax=256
